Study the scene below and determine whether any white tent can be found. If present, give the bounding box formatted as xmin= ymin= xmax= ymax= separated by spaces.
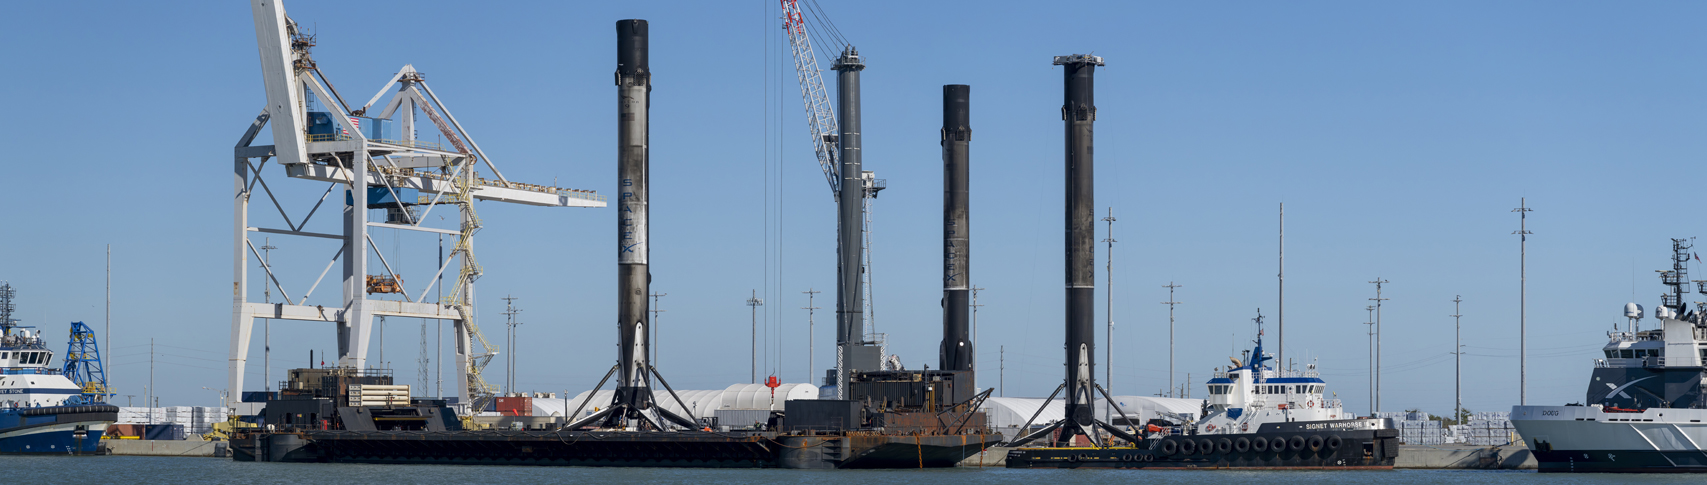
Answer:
xmin=543 ymin=383 xmax=819 ymax=421
xmin=983 ymin=396 xmax=1203 ymax=437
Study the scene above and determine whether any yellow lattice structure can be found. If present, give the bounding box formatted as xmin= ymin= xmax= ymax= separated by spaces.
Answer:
xmin=442 ymin=163 xmax=500 ymax=410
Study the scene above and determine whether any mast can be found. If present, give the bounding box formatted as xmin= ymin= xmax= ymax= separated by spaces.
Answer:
xmin=832 ymin=46 xmax=868 ymax=399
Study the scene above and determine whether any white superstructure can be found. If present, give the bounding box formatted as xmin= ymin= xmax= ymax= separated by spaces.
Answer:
xmin=0 ymin=330 xmax=82 ymax=409
xmin=1187 ymin=313 xmax=1355 ymax=436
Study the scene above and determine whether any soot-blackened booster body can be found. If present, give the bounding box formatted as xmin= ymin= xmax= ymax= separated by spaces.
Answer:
xmin=941 ymin=84 xmax=972 ymax=373
xmin=614 ymin=19 xmax=653 ymax=422
xmin=1057 ymin=54 xmax=1102 ymax=445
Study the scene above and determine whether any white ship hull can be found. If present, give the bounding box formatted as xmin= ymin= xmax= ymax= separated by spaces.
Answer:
xmin=1513 ymin=405 xmax=1707 ymax=472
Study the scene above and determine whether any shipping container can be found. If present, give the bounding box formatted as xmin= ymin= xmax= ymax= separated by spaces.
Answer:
xmin=496 ymin=396 xmax=533 ymax=417
xmin=144 ymin=424 xmax=185 ymax=441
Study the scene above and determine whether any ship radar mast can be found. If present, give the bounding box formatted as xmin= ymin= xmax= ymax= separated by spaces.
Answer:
xmin=0 ymin=282 xmax=17 ymax=335
xmin=1659 ymin=238 xmax=1691 ymax=320
xmin=1249 ymin=309 xmax=1270 ymax=372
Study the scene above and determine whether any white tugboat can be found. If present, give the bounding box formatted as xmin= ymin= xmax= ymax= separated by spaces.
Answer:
xmin=1513 ymin=239 xmax=1707 ymax=472
xmin=1008 ymin=311 xmax=1399 ymax=469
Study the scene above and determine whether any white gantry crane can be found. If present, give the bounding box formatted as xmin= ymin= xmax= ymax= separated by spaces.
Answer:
xmin=231 ymin=0 xmax=604 ymax=413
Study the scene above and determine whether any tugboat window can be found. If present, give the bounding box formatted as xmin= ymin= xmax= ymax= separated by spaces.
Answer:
xmin=1622 ymin=349 xmax=1634 ymax=358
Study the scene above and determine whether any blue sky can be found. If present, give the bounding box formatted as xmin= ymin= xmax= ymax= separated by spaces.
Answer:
xmin=3 ymin=1 xmax=1706 ymax=415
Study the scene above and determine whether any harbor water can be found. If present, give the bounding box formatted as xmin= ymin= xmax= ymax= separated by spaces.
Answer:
xmin=14 ymin=456 xmax=1707 ymax=484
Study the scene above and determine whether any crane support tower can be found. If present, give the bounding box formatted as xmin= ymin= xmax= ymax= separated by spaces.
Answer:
xmin=779 ymin=0 xmax=883 ymax=399
xmin=231 ymin=0 xmax=604 ymax=413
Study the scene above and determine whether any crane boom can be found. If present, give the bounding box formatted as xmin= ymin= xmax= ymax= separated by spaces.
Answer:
xmin=781 ymin=0 xmax=841 ymax=194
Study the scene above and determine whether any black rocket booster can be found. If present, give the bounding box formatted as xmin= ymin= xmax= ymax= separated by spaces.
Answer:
xmin=940 ymin=85 xmax=972 ymax=373
xmin=1055 ymin=53 xmax=1103 ymax=446
xmin=565 ymin=19 xmax=695 ymax=432
xmin=611 ymin=18 xmax=654 ymax=426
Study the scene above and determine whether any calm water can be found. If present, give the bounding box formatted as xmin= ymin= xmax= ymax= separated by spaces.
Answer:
xmin=10 ymin=456 xmax=1702 ymax=484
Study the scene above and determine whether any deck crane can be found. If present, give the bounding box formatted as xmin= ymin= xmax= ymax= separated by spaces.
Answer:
xmin=779 ymin=0 xmax=884 ymax=399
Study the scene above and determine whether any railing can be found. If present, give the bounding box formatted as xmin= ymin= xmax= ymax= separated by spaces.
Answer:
xmin=306 ymin=133 xmax=353 ymax=142
xmin=1 ymin=368 xmax=54 ymax=375
xmin=374 ymin=167 xmax=605 ymax=203
xmin=369 ymin=138 xmax=446 ymax=151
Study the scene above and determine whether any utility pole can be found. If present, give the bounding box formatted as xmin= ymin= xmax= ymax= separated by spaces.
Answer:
xmin=1102 ymin=208 xmax=1115 ymax=414
xmin=999 ymin=345 xmax=1005 ymax=397
xmin=1512 ymin=198 xmax=1532 ymax=405
xmin=802 ymin=289 xmax=821 ymax=383
xmin=1368 ymin=279 xmax=1388 ymax=413
xmin=149 ymin=338 xmax=155 ymax=417
xmin=1278 ymin=203 xmax=1284 ymax=370
xmin=649 ymin=292 xmax=667 ymax=368
xmin=106 ymin=244 xmax=111 ymax=395
xmin=748 ymin=290 xmax=763 ymax=384
xmin=1451 ymin=295 xmax=1464 ymax=425
xmin=1363 ymin=305 xmax=1375 ymax=417
xmin=1162 ymin=283 xmax=1182 ymax=398
xmin=971 ymin=286 xmax=985 ymax=390
xmin=501 ymin=295 xmax=521 ymax=395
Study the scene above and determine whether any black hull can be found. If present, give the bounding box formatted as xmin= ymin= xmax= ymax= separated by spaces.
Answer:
xmin=1535 ymin=449 xmax=1707 ymax=473
xmin=233 ymin=430 xmax=999 ymax=469
xmin=1007 ymin=428 xmax=1397 ymax=469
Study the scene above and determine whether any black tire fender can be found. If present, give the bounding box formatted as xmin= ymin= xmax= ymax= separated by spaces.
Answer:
xmin=1326 ymin=435 xmax=1343 ymax=450
xmin=1288 ymin=435 xmax=1306 ymax=451
xmin=1234 ymin=437 xmax=1251 ymax=453
xmin=1216 ymin=438 xmax=1233 ymax=454
xmin=1178 ymin=438 xmax=1195 ymax=454
xmin=1307 ymin=435 xmax=1325 ymax=452
xmin=1198 ymin=438 xmax=1215 ymax=455
xmin=1270 ymin=436 xmax=1288 ymax=452
xmin=1160 ymin=438 xmax=1179 ymax=456
xmin=1251 ymin=436 xmax=1269 ymax=452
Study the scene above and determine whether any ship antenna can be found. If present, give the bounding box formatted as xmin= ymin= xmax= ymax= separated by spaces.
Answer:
xmin=0 ymin=281 xmax=16 ymax=335
xmin=1251 ymin=309 xmax=1265 ymax=371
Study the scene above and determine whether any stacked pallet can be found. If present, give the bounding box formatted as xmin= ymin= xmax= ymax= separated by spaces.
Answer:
xmin=114 ymin=406 xmax=230 ymax=438
xmin=1375 ymin=412 xmax=1448 ymax=444
xmin=1457 ymin=411 xmax=1517 ymax=446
